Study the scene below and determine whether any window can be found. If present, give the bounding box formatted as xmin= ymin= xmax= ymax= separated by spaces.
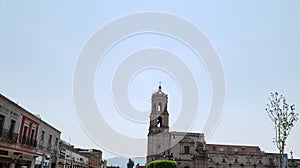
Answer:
xmin=9 ymin=120 xmax=16 ymax=141
xmin=40 ymin=131 xmax=45 ymax=147
xmin=60 ymin=148 xmax=66 ymax=158
xmin=158 ymin=102 xmax=162 ymax=111
xmin=0 ymin=115 xmax=5 ymax=136
xmin=23 ymin=125 xmax=28 ymax=136
xmin=55 ymin=137 xmax=59 ymax=150
xmin=157 ymin=144 xmax=161 ymax=150
xmin=48 ymin=134 xmax=52 ymax=149
xmin=157 ymin=116 xmax=162 ymax=128
xmin=30 ymin=129 xmax=35 ymax=146
xmin=9 ymin=120 xmax=15 ymax=134
xmin=184 ymin=146 xmax=190 ymax=154
xmin=22 ymin=125 xmax=28 ymax=144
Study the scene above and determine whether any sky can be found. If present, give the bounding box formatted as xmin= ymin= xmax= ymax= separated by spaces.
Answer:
xmin=1 ymin=0 xmax=300 ymax=159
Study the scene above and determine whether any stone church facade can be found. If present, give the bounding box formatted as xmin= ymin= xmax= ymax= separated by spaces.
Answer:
xmin=147 ymin=85 xmax=281 ymax=168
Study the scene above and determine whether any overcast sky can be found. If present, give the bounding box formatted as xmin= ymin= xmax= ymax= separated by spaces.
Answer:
xmin=1 ymin=1 xmax=300 ymax=159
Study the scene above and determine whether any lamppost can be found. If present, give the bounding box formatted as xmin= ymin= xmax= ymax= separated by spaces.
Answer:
xmin=289 ymin=151 xmax=298 ymax=168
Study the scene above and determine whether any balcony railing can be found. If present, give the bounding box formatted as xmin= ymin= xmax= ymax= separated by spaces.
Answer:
xmin=0 ymin=127 xmax=18 ymax=143
xmin=21 ymin=135 xmax=37 ymax=147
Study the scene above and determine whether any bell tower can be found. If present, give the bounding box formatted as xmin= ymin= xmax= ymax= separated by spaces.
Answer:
xmin=147 ymin=84 xmax=170 ymax=162
xmin=148 ymin=84 xmax=169 ymax=135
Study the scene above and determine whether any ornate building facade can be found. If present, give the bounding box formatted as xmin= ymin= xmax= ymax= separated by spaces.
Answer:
xmin=0 ymin=93 xmax=61 ymax=168
xmin=146 ymin=85 xmax=281 ymax=168
xmin=0 ymin=93 xmax=103 ymax=168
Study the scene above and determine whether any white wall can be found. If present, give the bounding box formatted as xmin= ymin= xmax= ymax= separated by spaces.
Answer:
xmin=0 ymin=96 xmax=22 ymax=135
xmin=36 ymin=119 xmax=61 ymax=155
xmin=65 ymin=148 xmax=89 ymax=164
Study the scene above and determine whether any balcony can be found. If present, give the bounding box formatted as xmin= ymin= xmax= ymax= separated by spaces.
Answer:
xmin=21 ymin=135 xmax=37 ymax=147
xmin=0 ymin=128 xmax=18 ymax=143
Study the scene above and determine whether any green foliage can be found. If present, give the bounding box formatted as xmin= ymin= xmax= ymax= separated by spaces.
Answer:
xmin=146 ymin=160 xmax=177 ymax=168
xmin=266 ymin=92 xmax=299 ymax=168
xmin=127 ymin=159 xmax=135 ymax=168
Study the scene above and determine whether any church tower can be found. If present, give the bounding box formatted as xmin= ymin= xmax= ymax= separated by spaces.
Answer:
xmin=148 ymin=84 xmax=169 ymax=135
xmin=147 ymin=84 xmax=170 ymax=162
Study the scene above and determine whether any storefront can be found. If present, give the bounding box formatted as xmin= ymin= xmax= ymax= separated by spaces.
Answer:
xmin=0 ymin=144 xmax=39 ymax=168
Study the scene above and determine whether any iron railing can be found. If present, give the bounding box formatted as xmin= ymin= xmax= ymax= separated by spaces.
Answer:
xmin=0 ymin=128 xmax=18 ymax=143
xmin=21 ymin=135 xmax=37 ymax=147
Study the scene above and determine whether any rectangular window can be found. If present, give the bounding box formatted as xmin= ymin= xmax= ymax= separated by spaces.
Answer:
xmin=0 ymin=115 xmax=5 ymax=137
xmin=9 ymin=120 xmax=16 ymax=141
xmin=30 ymin=129 xmax=35 ymax=146
xmin=212 ymin=146 xmax=216 ymax=151
xmin=55 ymin=137 xmax=59 ymax=150
xmin=59 ymin=148 xmax=66 ymax=158
xmin=184 ymin=146 xmax=190 ymax=154
xmin=48 ymin=134 xmax=52 ymax=149
xmin=9 ymin=120 xmax=15 ymax=133
xmin=40 ymin=130 xmax=45 ymax=147
xmin=22 ymin=125 xmax=28 ymax=144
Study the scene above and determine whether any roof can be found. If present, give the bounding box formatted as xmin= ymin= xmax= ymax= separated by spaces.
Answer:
xmin=0 ymin=93 xmax=61 ymax=133
xmin=207 ymin=143 xmax=263 ymax=153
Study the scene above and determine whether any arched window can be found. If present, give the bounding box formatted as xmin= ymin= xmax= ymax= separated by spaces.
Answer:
xmin=158 ymin=102 xmax=162 ymax=111
xmin=157 ymin=116 xmax=162 ymax=127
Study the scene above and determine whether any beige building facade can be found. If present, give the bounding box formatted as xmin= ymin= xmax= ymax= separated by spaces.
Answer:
xmin=206 ymin=144 xmax=281 ymax=168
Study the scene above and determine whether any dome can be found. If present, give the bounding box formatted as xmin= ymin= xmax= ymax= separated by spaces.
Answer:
xmin=152 ymin=84 xmax=167 ymax=97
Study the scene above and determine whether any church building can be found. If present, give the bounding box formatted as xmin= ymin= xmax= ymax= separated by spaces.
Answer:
xmin=147 ymin=85 xmax=281 ymax=168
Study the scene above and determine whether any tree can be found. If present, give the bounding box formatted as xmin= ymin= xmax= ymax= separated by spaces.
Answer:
xmin=127 ymin=159 xmax=134 ymax=168
xmin=146 ymin=160 xmax=177 ymax=168
xmin=266 ymin=92 xmax=299 ymax=168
